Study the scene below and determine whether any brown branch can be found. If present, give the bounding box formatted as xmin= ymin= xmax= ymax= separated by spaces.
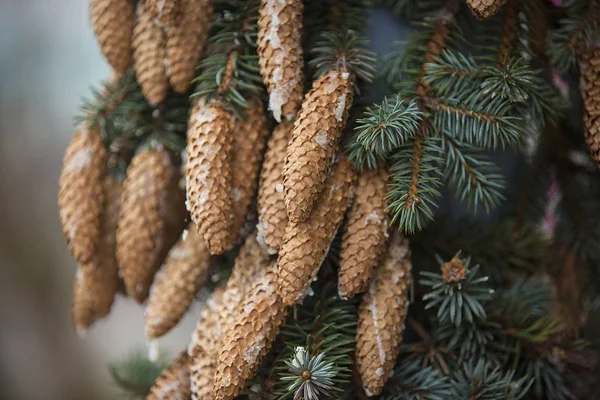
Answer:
xmin=404 ymin=135 xmax=424 ymax=210
xmin=437 ymin=103 xmax=502 ymax=124
xmin=496 ymin=0 xmax=520 ymax=64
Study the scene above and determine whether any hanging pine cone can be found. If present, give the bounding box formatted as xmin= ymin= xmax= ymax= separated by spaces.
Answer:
xmin=71 ymin=176 xmax=122 ymax=335
xmin=338 ymin=167 xmax=390 ymax=299
xmin=145 ymin=225 xmax=212 ymax=340
xmin=581 ymin=47 xmax=600 ymax=166
xmin=256 ymin=121 xmax=293 ymax=255
xmin=466 ymin=0 xmax=508 ymax=20
xmin=58 ymin=123 xmax=107 ymax=264
xmin=133 ymin=1 xmax=169 ymax=105
xmin=147 ymin=351 xmax=190 ymax=400
xmin=145 ymin=0 xmax=181 ymax=27
xmin=166 ymin=0 xmax=213 ymax=93
xmin=90 ymin=0 xmax=134 ymax=75
xmin=228 ymin=101 xmax=269 ymax=245
xmin=283 ymin=69 xmax=354 ymax=223
xmin=257 ymin=0 xmax=304 ymax=123
xmin=356 ymin=233 xmax=412 ymax=397
xmin=278 ymin=155 xmax=354 ymax=306
xmin=116 ymin=145 xmax=186 ymax=303
xmin=186 ymin=100 xmax=234 ymax=255
xmin=214 ymin=263 xmax=288 ymax=400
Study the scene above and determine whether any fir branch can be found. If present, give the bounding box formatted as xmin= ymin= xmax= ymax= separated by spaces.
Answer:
xmin=347 ymin=138 xmax=388 ymax=171
xmin=451 ymin=360 xmax=532 ymax=400
xmin=383 ymin=359 xmax=452 ymax=400
xmin=280 ymin=347 xmax=339 ymax=400
xmin=109 ymin=352 xmax=165 ymax=399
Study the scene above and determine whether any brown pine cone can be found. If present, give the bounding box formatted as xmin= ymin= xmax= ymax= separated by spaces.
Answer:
xmin=356 ymin=233 xmax=412 ymax=397
xmin=466 ymin=0 xmax=508 ymax=20
xmin=228 ymin=101 xmax=269 ymax=245
xmin=148 ymin=351 xmax=190 ymax=400
xmin=582 ymin=47 xmax=600 ymax=166
xmin=145 ymin=224 xmax=212 ymax=339
xmin=186 ymin=100 xmax=234 ymax=254
xmin=214 ymin=263 xmax=288 ymax=400
xmin=145 ymin=0 xmax=181 ymax=27
xmin=338 ymin=167 xmax=390 ymax=299
xmin=277 ymin=155 xmax=354 ymax=306
xmin=59 ymin=124 xmax=107 ymax=263
xmin=189 ymin=347 xmax=217 ymax=400
xmin=166 ymin=0 xmax=213 ymax=93
xmin=133 ymin=2 xmax=169 ymax=105
xmin=71 ymin=176 xmax=122 ymax=334
xmin=283 ymin=69 xmax=354 ymax=223
xmin=257 ymin=0 xmax=304 ymax=122
xmin=90 ymin=0 xmax=134 ymax=75
xmin=256 ymin=121 xmax=293 ymax=255
xmin=116 ymin=146 xmax=186 ymax=303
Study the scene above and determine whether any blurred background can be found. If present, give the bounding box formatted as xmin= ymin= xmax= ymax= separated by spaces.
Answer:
xmin=0 ymin=1 xmax=201 ymax=399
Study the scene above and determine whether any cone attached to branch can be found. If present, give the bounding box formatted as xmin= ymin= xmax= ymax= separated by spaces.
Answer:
xmin=228 ymin=101 xmax=269 ymax=245
xmin=116 ymin=145 xmax=186 ymax=303
xmin=72 ymin=176 xmax=122 ymax=334
xmin=581 ymin=47 xmax=600 ymax=167
xmin=186 ymin=99 xmax=235 ymax=254
xmin=133 ymin=1 xmax=169 ymax=105
xmin=166 ymin=0 xmax=213 ymax=93
xmin=356 ymin=233 xmax=412 ymax=397
xmin=283 ymin=69 xmax=354 ymax=223
xmin=256 ymin=121 xmax=293 ymax=254
xmin=466 ymin=0 xmax=508 ymax=20
xmin=338 ymin=167 xmax=390 ymax=299
xmin=214 ymin=263 xmax=288 ymax=400
xmin=257 ymin=0 xmax=304 ymax=122
xmin=59 ymin=123 xmax=107 ymax=264
xmin=145 ymin=225 xmax=212 ymax=340
xmin=278 ymin=155 xmax=354 ymax=306
xmin=145 ymin=0 xmax=181 ymax=27
xmin=90 ymin=0 xmax=134 ymax=75
xmin=148 ymin=351 xmax=191 ymax=400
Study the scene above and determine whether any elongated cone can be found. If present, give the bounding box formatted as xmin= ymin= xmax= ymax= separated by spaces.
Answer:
xmin=283 ymin=69 xmax=354 ymax=222
xmin=186 ymin=100 xmax=234 ymax=254
xmin=59 ymin=124 xmax=107 ymax=263
xmin=166 ymin=0 xmax=213 ymax=93
xmin=90 ymin=0 xmax=134 ymax=75
xmin=214 ymin=263 xmax=288 ymax=400
xmin=148 ymin=351 xmax=190 ymax=400
xmin=338 ymin=167 xmax=390 ymax=299
xmin=145 ymin=225 xmax=212 ymax=339
xmin=72 ymin=176 xmax=122 ymax=335
xmin=228 ymin=101 xmax=269 ymax=246
xmin=278 ymin=155 xmax=354 ymax=306
xmin=117 ymin=146 xmax=186 ymax=303
xmin=581 ymin=47 xmax=600 ymax=167
xmin=356 ymin=233 xmax=412 ymax=397
xmin=256 ymin=121 xmax=293 ymax=254
xmin=466 ymin=0 xmax=507 ymax=19
xmin=257 ymin=0 xmax=304 ymax=122
xmin=145 ymin=0 xmax=180 ymax=27
xmin=133 ymin=2 xmax=169 ymax=105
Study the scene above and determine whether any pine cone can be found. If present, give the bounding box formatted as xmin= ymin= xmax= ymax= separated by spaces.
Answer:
xmin=148 ymin=351 xmax=190 ymax=400
xmin=356 ymin=233 xmax=412 ymax=397
xmin=133 ymin=2 xmax=169 ymax=105
xmin=145 ymin=225 xmax=212 ymax=339
xmin=59 ymin=124 xmax=107 ymax=263
xmin=256 ymin=121 xmax=293 ymax=255
xmin=116 ymin=146 xmax=186 ymax=303
xmin=283 ymin=69 xmax=354 ymax=222
xmin=189 ymin=347 xmax=217 ymax=400
xmin=145 ymin=0 xmax=181 ymax=27
xmin=71 ymin=176 xmax=122 ymax=334
xmin=257 ymin=0 xmax=304 ymax=122
xmin=229 ymin=101 xmax=269 ymax=245
xmin=90 ymin=0 xmax=134 ymax=75
xmin=277 ymin=155 xmax=354 ymax=306
xmin=166 ymin=0 xmax=213 ymax=93
xmin=186 ymin=100 xmax=234 ymax=255
xmin=338 ymin=167 xmax=390 ymax=299
xmin=214 ymin=263 xmax=288 ymax=400
xmin=466 ymin=0 xmax=508 ymax=20
xmin=582 ymin=47 xmax=600 ymax=166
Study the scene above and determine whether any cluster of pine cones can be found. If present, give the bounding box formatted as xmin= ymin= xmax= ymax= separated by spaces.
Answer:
xmin=59 ymin=0 xmax=412 ymax=398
